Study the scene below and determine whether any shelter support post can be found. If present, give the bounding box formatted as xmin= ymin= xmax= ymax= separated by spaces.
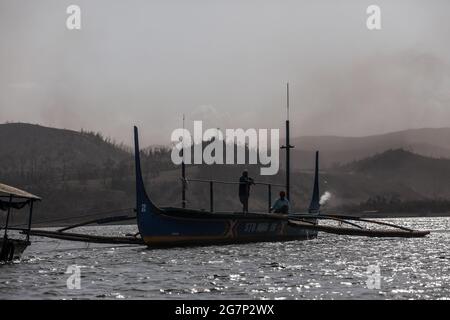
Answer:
xmin=26 ymin=201 xmax=34 ymax=242
xmin=3 ymin=194 xmax=12 ymax=239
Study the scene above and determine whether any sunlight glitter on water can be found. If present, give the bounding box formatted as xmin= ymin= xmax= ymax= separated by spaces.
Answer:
xmin=1 ymin=217 xmax=449 ymax=299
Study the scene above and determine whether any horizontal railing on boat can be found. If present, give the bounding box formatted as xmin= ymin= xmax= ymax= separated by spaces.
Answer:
xmin=183 ymin=178 xmax=285 ymax=213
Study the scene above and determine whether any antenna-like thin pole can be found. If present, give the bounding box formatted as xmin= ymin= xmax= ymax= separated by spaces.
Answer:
xmin=281 ymin=83 xmax=294 ymax=201
xmin=287 ymin=82 xmax=290 ymax=121
xmin=181 ymin=114 xmax=186 ymax=208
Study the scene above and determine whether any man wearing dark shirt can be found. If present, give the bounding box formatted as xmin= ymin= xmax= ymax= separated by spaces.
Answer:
xmin=239 ymin=170 xmax=254 ymax=213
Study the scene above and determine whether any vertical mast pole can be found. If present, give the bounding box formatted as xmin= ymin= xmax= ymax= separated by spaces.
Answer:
xmin=181 ymin=114 xmax=186 ymax=208
xmin=286 ymin=83 xmax=291 ymax=201
xmin=281 ymin=83 xmax=294 ymax=201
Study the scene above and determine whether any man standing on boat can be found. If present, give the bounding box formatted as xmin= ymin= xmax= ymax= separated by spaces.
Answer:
xmin=270 ymin=191 xmax=290 ymax=214
xmin=239 ymin=170 xmax=254 ymax=213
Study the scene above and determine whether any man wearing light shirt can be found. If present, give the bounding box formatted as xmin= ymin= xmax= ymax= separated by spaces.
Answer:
xmin=271 ymin=191 xmax=290 ymax=214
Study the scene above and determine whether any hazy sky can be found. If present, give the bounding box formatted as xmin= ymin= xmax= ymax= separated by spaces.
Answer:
xmin=1 ymin=0 xmax=449 ymax=146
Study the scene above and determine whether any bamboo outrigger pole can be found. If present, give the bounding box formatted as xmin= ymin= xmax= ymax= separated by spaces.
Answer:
xmin=281 ymin=83 xmax=294 ymax=201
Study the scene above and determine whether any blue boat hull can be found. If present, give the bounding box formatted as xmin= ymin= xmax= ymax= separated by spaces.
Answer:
xmin=138 ymin=207 xmax=317 ymax=248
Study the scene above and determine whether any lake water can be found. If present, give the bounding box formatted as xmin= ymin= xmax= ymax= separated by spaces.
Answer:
xmin=1 ymin=217 xmax=450 ymax=300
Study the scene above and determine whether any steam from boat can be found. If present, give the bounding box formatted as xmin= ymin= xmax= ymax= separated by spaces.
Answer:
xmin=319 ymin=191 xmax=332 ymax=205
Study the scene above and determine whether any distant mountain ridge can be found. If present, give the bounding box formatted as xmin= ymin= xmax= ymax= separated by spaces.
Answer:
xmin=2 ymin=123 xmax=450 ymax=222
xmin=0 ymin=122 xmax=171 ymax=226
xmin=289 ymin=128 xmax=450 ymax=169
xmin=0 ymin=122 xmax=131 ymax=170
xmin=309 ymin=148 xmax=450 ymax=214
xmin=339 ymin=148 xmax=450 ymax=198
xmin=3 ymin=123 xmax=450 ymax=171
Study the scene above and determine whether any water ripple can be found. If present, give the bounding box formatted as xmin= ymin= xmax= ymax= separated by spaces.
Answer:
xmin=1 ymin=217 xmax=450 ymax=299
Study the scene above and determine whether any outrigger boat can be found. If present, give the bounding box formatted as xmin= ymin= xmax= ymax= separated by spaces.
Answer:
xmin=133 ymin=125 xmax=430 ymax=249
xmin=15 ymin=87 xmax=429 ymax=249
xmin=18 ymin=124 xmax=429 ymax=249
xmin=134 ymin=126 xmax=319 ymax=248
xmin=0 ymin=183 xmax=39 ymax=263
